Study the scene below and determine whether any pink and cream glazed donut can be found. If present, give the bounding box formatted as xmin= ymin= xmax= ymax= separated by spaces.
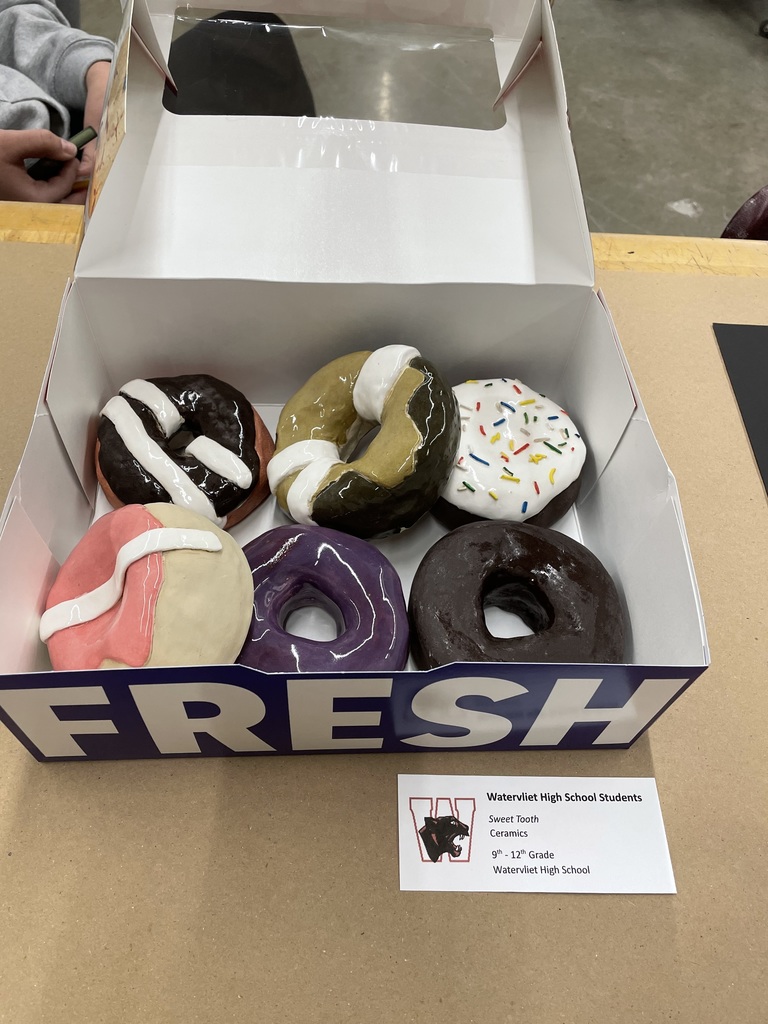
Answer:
xmin=39 ymin=504 xmax=254 ymax=670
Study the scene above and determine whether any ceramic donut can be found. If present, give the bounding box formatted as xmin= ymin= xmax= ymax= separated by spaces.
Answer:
xmin=267 ymin=345 xmax=460 ymax=538
xmin=96 ymin=374 xmax=274 ymax=528
xmin=409 ymin=521 xmax=626 ymax=668
xmin=237 ymin=525 xmax=409 ymax=673
xmin=39 ymin=503 xmax=254 ymax=670
xmin=434 ymin=378 xmax=587 ymax=529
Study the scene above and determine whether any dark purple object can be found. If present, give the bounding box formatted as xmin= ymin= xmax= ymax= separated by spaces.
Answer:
xmin=237 ymin=525 xmax=409 ymax=673
xmin=722 ymin=185 xmax=768 ymax=240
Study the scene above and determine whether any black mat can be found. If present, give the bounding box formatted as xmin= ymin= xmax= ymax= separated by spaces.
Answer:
xmin=163 ymin=11 xmax=316 ymax=117
xmin=714 ymin=323 xmax=768 ymax=495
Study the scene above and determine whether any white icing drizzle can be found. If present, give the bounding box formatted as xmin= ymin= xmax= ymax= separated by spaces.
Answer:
xmin=39 ymin=528 xmax=222 ymax=643
xmin=441 ymin=379 xmax=587 ymax=522
xmin=267 ymin=438 xmax=341 ymax=492
xmin=352 ymin=345 xmax=420 ymax=423
xmin=185 ymin=436 xmax=253 ymax=489
xmin=286 ymin=456 xmax=343 ymax=525
xmin=101 ymin=397 xmax=225 ymax=526
xmin=119 ymin=379 xmax=184 ymax=437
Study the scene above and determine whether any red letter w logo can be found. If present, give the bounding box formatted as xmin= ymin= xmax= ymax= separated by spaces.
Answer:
xmin=409 ymin=797 xmax=476 ymax=864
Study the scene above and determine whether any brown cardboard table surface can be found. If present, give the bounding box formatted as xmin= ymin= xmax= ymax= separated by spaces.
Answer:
xmin=0 ymin=213 xmax=766 ymax=1024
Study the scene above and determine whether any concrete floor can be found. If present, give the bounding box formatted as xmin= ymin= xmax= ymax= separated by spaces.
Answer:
xmin=80 ymin=0 xmax=768 ymax=237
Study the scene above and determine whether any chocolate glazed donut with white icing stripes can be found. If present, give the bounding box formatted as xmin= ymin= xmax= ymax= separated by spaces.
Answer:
xmin=96 ymin=374 xmax=274 ymax=529
xmin=268 ymin=345 xmax=460 ymax=539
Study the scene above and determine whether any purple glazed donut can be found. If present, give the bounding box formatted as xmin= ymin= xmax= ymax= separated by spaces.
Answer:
xmin=237 ymin=525 xmax=409 ymax=673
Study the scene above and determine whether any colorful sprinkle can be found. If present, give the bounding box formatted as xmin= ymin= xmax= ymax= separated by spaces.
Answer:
xmin=469 ymin=453 xmax=490 ymax=466
xmin=523 ymin=412 xmax=529 ymax=425
xmin=522 ymin=501 xmax=528 ymax=514
xmin=490 ymin=433 xmax=501 ymax=445
xmin=548 ymin=415 xmax=559 ymax=421
xmin=520 ymin=428 xmax=531 ymax=437
xmin=501 ymin=473 xmax=520 ymax=483
xmin=513 ymin=384 xmax=522 ymax=395
xmin=533 ymin=416 xmax=538 ymax=422
xmin=466 ymin=380 xmax=478 ymax=383
xmin=460 ymin=404 xmax=473 ymax=412
xmin=565 ymin=428 xmax=570 ymax=439
xmin=534 ymin=437 xmax=547 ymax=443
xmin=529 ymin=453 xmax=547 ymax=465
xmin=519 ymin=399 xmax=535 ymax=406
xmin=475 ymin=402 xmax=481 ymax=411
xmin=500 ymin=452 xmax=510 ymax=463
xmin=462 ymin=481 xmax=476 ymax=493
xmin=549 ymin=468 xmax=557 ymax=485
xmin=544 ymin=442 xmax=562 ymax=455
xmin=558 ymin=441 xmax=567 ymax=447
xmin=489 ymin=490 xmax=499 ymax=501
xmin=575 ymin=433 xmax=581 ymax=438
xmin=513 ymin=444 xmax=530 ymax=456
xmin=484 ymin=382 xmax=494 ymax=388
xmin=534 ymin=481 xmax=540 ymax=495
xmin=493 ymin=418 xmax=506 ymax=427
xmin=500 ymin=401 xmax=516 ymax=414
xmin=479 ymin=425 xmax=487 ymax=436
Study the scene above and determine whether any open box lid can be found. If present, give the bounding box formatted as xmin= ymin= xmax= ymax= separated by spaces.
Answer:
xmin=76 ymin=0 xmax=594 ymax=288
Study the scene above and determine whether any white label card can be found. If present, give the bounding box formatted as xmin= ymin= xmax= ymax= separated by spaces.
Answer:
xmin=398 ymin=775 xmax=676 ymax=894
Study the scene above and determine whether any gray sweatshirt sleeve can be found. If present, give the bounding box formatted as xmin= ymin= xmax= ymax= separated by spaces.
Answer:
xmin=0 ymin=0 xmax=114 ymax=112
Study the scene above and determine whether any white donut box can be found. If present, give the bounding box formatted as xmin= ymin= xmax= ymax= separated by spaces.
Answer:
xmin=0 ymin=0 xmax=708 ymax=761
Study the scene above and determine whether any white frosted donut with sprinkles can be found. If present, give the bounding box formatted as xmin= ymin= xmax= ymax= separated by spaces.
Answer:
xmin=439 ymin=378 xmax=587 ymax=525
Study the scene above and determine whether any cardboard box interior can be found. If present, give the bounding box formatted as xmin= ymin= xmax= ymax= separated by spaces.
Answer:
xmin=0 ymin=279 xmax=707 ymax=678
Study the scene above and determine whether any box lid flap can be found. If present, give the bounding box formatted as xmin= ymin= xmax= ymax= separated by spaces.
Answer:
xmin=77 ymin=0 xmax=593 ymax=289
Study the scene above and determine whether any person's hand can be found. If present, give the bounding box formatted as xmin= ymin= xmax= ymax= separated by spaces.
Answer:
xmin=0 ymin=129 xmax=79 ymax=202
xmin=79 ymin=60 xmax=111 ymax=180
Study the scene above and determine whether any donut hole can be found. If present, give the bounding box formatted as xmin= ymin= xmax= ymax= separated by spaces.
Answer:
xmin=346 ymin=424 xmax=381 ymax=461
xmin=280 ymin=585 xmax=345 ymax=642
xmin=482 ymin=571 xmax=554 ymax=640
xmin=168 ymin=427 xmax=198 ymax=452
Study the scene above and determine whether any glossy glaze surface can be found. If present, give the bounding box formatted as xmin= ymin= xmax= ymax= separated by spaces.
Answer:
xmin=44 ymin=504 xmax=254 ymax=671
xmin=441 ymin=378 xmax=587 ymax=524
xmin=271 ymin=346 xmax=460 ymax=537
xmin=238 ymin=525 xmax=409 ymax=673
xmin=97 ymin=374 xmax=268 ymax=523
xmin=44 ymin=505 xmax=165 ymax=670
xmin=409 ymin=521 xmax=627 ymax=668
xmin=40 ymin=526 xmax=221 ymax=642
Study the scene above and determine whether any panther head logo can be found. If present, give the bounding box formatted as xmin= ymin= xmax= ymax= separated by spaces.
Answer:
xmin=418 ymin=814 xmax=470 ymax=863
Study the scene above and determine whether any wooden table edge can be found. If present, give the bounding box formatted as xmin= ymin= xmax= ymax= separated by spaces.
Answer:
xmin=1 ymin=202 xmax=767 ymax=278
xmin=0 ymin=202 xmax=85 ymax=247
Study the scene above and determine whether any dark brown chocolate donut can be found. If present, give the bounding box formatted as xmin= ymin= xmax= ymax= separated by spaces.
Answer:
xmin=96 ymin=374 xmax=274 ymax=529
xmin=409 ymin=521 xmax=626 ymax=668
